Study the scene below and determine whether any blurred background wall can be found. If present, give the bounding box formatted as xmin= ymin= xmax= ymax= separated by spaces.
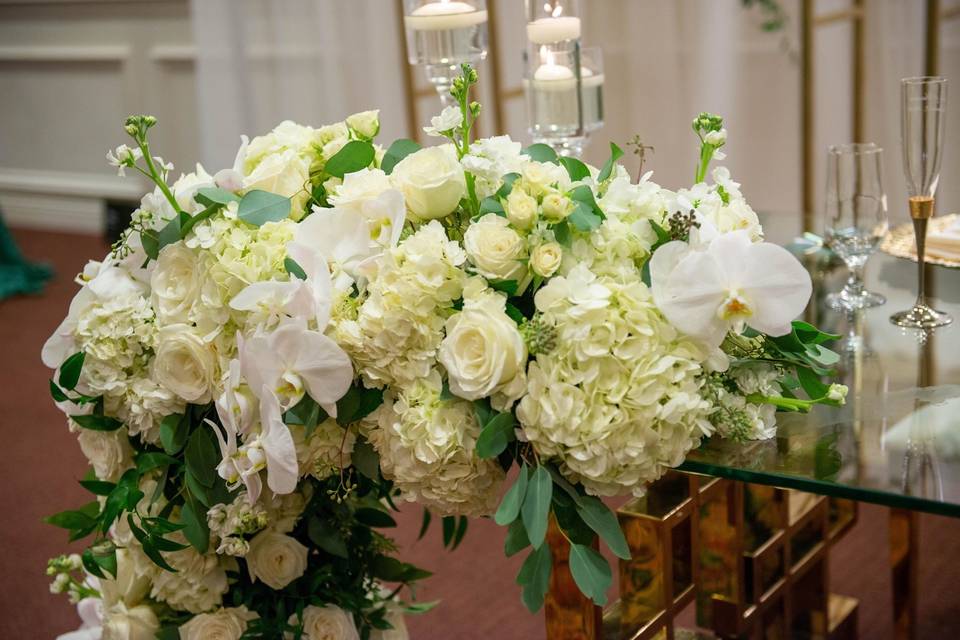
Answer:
xmin=0 ymin=0 xmax=957 ymax=241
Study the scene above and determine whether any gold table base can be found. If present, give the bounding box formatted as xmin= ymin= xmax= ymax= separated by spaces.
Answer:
xmin=544 ymin=472 xmax=869 ymax=640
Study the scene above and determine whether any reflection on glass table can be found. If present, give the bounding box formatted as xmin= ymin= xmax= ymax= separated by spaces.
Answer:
xmin=681 ymin=217 xmax=960 ymax=517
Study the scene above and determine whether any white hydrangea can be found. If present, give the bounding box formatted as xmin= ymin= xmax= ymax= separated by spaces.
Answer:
xmin=336 ymin=221 xmax=466 ymax=388
xmin=370 ymin=370 xmax=504 ymax=516
xmin=145 ymin=539 xmax=229 ymax=614
xmin=516 ymin=265 xmax=713 ymax=496
xmin=105 ymin=377 xmax=184 ymax=444
xmin=290 ymin=420 xmax=355 ymax=481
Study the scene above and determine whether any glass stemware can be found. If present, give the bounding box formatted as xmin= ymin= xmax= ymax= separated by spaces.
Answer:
xmin=403 ymin=0 xmax=489 ymax=109
xmin=891 ymin=76 xmax=951 ymax=329
xmin=823 ymin=143 xmax=888 ymax=311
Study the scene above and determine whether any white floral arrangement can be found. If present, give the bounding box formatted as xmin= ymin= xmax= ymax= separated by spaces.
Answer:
xmin=44 ymin=66 xmax=845 ymax=639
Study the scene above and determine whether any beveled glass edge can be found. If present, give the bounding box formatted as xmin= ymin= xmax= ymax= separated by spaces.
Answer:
xmin=677 ymin=460 xmax=960 ymax=519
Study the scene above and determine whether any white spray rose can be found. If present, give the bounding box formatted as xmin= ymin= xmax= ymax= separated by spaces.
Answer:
xmin=150 ymin=244 xmax=199 ymax=324
xmin=463 ymin=213 xmax=527 ymax=281
xmin=243 ymin=149 xmax=310 ymax=220
xmin=530 ymin=242 xmax=563 ymax=278
xmin=439 ymin=278 xmax=527 ymax=404
xmin=77 ymin=429 xmax=134 ymax=482
xmin=246 ymin=531 xmax=308 ymax=590
xmin=505 ymin=189 xmax=537 ymax=230
xmin=390 ymin=146 xmax=465 ymax=221
xmin=345 ymin=110 xmax=380 ymax=140
xmin=291 ymin=605 xmax=360 ymax=640
xmin=100 ymin=602 xmax=158 ymax=640
xmin=179 ymin=607 xmax=257 ymax=640
xmin=152 ymin=325 xmax=216 ymax=403
xmin=541 ymin=193 xmax=573 ymax=222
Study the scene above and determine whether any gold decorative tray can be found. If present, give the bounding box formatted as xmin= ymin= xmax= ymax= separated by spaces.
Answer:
xmin=880 ymin=213 xmax=960 ymax=268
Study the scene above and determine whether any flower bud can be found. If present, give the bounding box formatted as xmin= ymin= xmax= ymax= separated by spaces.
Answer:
xmin=346 ymin=110 xmax=380 ymax=140
xmin=541 ymin=193 xmax=573 ymax=222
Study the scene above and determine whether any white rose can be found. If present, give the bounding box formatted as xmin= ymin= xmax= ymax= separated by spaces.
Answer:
xmin=541 ymin=193 xmax=573 ymax=222
xmin=463 ymin=214 xmax=527 ymax=281
xmin=530 ymin=242 xmax=563 ymax=278
xmin=246 ymin=531 xmax=308 ymax=590
xmin=152 ymin=325 xmax=216 ymax=403
xmin=505 ymin=189 xmax=537 ymax=230
xmin=292 ymin=605 xmax=360 ymax=640
xmin=179 ymin=607 xmax=256 ymax=640
xmin=521 ymin=161 xmax=568 ymax=194
xmin=78 ymin=429 xmax=134 ymax=482
xmin=390 ymin=146 xmax=465 ymax=221
xmin=439 ymin=279 xmax=527 ymax=402
xmin=328 ymin=168 xmax=393 ymax=210
xmin=243 ymin=149 xmax=310 ymax=220
xmin=345 ymin=110 xmax=380 ymax=140
xmin=151 ymin=244 xmax=200 ymax=324
xmin=101 ymin=602 xmax=158 ymax=640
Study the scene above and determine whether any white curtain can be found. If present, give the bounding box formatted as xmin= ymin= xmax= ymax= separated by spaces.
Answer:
xmin=190 ymin=0 xmax=409 ymax=170
xmin=190 ymin=0 xmax=956 ymax=232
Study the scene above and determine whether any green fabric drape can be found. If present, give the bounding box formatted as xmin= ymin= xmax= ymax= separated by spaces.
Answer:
xmin=0 ymin=210 xmax=53 ymax=300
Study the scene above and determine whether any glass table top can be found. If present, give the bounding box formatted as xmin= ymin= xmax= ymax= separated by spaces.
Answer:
xmin=679 ymin=214 xmax=960 ymax=517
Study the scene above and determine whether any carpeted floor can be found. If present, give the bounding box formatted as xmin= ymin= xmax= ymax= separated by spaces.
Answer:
xmin=2 ymin=227 xmax=958 ymax=639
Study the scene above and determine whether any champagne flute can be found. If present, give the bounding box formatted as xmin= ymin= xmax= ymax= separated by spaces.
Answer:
xmin=891 ymin=76 xmax=951 ymax=329
xmin=824 ymin=143 xmax=888 ymax=311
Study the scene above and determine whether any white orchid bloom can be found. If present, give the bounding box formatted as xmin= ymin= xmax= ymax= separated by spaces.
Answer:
xmin=214 ymin=134 xmax=249 ymax=192
xmin=240 ymin=319 xmax=353 ymax=416
xmin=215 ymin=357 xmax=257 ymax=436
xmin=207 ymin=417 xmax=265 ymax=503
xmin=258 ymin=386 xmax=299 ymax=495
xmin=650 ymin=230 xmax=812 ymax=348
xmin=229 ymin=242 xmax=333 ymax=328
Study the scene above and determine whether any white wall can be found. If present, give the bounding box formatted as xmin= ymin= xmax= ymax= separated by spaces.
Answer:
xmin=0 ymin=0 xmax=196 ymax=232
xmin=1 ymin=0 xmax=957 ymax=236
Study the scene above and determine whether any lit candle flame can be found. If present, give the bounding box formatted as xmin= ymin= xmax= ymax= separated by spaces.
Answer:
xmin=543 ymin=2 xmax=563 ymax=17
xmin=539 ymin=45 xmax=554 ymax=66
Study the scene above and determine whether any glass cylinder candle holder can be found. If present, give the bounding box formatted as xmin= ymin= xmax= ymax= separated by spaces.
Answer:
xmin=525 ymin=44 xmax=604 ymax=157
xmin=526 ymin=0 xmax=582 ymax=45
xmin=403 ymin=0 xmax=488 ymax=107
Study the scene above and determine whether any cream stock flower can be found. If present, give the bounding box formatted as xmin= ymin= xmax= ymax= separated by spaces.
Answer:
xmin=463 ymin=213 xmax=527 ymax=281
xmin=100 ymin=602 xmax=158 ymax=640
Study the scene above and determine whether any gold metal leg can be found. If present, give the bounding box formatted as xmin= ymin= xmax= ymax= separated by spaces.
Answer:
xmin=889 ymin=508 xmax=920 ymax=640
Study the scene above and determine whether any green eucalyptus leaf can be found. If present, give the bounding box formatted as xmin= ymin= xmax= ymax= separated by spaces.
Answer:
xmin=336 ymin=385 xmax=384 ymax=426
xmin=325 ymin=140 xmax=376 ymax=178
xmin=352 ymin=439 xmax=381 ymax=481
xmin=559 ymin=156 xmax=590 ymax=182
xmin=284 ymin=256 xmax=307 ymax=280
xmin=495 ymin=464 xmax=529 ymax=526
xmin=179 ymin=204 xmax=219 ymax=239
xmin=488 ymin=279 xmax=519 ymax=296
xmin=553 ymin=219 xmax=572 ymax=247
xmin=575 ymin=495 xmax=630 ymax=560
xmin=568 ymin=201 xmax=602 ymax=232
xmin=504 ymin=518 xmax=531 ymax=557
xmin=194 ymin=186 xmax=239 ymax=207
xmin=521 ymin=466 xmax=553 ymax=549
xmin=523 ymin=143 xmax=559 ymax=164
xmin=568 ymin=543 xmax=612 ymax=605
xmin=238 ymin=190 xmax=291 ymax=226
xmin=495 ymin=172 xmax=521 ymax=198
xmin=381 ymin=138 xmax=421 ymax=175
xmin=516 ymin=543 xmax=552 ymax=613
xmin=476 ymin=411 xmax=516 ymax=459
xmin=479 ymin=197 xmax=506 ymax=217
